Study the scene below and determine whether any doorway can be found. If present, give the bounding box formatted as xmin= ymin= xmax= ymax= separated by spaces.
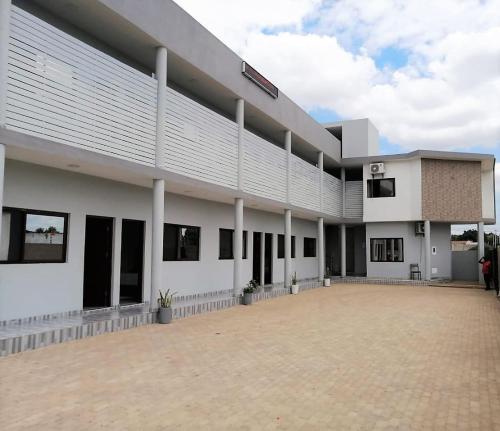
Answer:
xmin=252 ymin=232 xmax=261 ymax=284
xmin=264 ymin=233 xmax=273 ymax=284
xmin=83 ymin=216 xmax=113 ymax=309
xmin=120 ymin=219 xmax=145 ymax=305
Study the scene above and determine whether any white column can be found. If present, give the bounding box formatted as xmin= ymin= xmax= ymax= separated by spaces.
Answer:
xmin=236 ymin=99 xmax=244 ymax=190
xmin=111 ymin=218 xmax=123 ymax=307
xmin=318 ymin=152 xmax=324 ymax=212
xmin=0 ymin=0 xmax=10 ymax=127
xmin=424 ymin=220 xmax=431 ymax=281
xmin=340 ymin=223 xmax=346 ymax=278
xmin=155 ymin=47 xmax=167 ymax=168
xmin=478 ymin=221 xmax=485 ymax=283
xmin=318 ymin=217 xmax=325 ymax=282
xmin=233 ymin=197 xmax=244 ymax=295
xmin=260 ymin=232 xmax=265 ymax=286
xmin=0 ymin=144 xmax=4 ymax=245
xmin=151 ymin=179 xmax=165 ymax=309
xmin=341 ymin=167 xmax=346 ymax=217
xmin=285 ymin=130 xmax=291 ymax=203
xmin=284 ymin=209 xmax=292 ymax=287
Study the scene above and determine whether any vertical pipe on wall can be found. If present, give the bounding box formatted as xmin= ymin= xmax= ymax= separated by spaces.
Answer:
xmin=424 ymin=220 xmax=431 ymax=281
xmin=284 ymin=209 xmax=292 ymax=287
xmin=0 ymin=0 xmax=10 ymax=127
xmin=236 ymin=99 xmax=244 ymax=190
xmin=318 ymin=217 xmax=325 ymax=282
xmin=340 ymin=223 xmax=346 ymax=278
xmin=0 ymin=144 xmax=5 ymax=245
xmin=478 ymin=221 xmax=485 ymax=284
xmin=318 ymin=151 xmax=324 ymax=212
xmin=285 ymin=130 xmax=291 ymax=203
xmin=233 ymin=197 xmax=244 ymax=296
xmin=151 ymin=179 xmax=165 ymax=308
xmin=155 ymin=47 xmax=167 ymax=168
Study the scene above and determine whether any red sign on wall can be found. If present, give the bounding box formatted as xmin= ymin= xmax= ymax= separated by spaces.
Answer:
xmin=242 ymin=62 xmax=279 ymax=99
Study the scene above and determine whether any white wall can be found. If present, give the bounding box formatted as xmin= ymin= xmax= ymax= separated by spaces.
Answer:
xmin=341 ymin=119 xmax=379 ymax=158
xmin=366 ymin=221 xmax=451 ymax=279
xmin=481 ymin=168 xmax=495 ymax=221
xmin=363 ymin=159 xmax=422 ymax=222
xmin=1 ymin=160 xmax=318 ymax=320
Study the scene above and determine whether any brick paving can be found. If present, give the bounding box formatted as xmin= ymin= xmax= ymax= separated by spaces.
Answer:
xmin=1 ymin=284 xmax=500 ymax=430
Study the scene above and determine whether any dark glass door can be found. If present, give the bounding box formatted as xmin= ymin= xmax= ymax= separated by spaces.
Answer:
xmin=264 ymin=233 xmax=273 ymax=285
xmin=120 ymin=219 xmax=145 ymax=304
xmin=83 ymin=216 xmax=113 ymax=308
xmin=252 ymin=232 xmax=261 ymax=284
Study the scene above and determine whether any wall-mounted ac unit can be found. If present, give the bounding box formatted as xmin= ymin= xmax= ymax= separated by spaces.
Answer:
xmin=370 ymin=162 xmax=385 ymax=174
xmin=415 ymin=221 xmax=425 ymax=235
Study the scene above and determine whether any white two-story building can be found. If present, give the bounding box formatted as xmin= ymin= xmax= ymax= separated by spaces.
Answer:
xmin=0 ymin=0 xmax=495 ymax=322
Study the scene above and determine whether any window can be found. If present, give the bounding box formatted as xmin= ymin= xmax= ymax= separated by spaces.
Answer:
xmin=163 ymin=223 xmax=200 ymax=261
xmin=367 ymin=178 xmax=395 ymax=198
xmin=304 ymin=237 xmax=316 ymax=257
xmin=1 ymin=207 xmax=68 ymax=263
xmin=219 ymin=229 xmax=247 ymax=259
xmin=370 ymin=238 xmax=404 ymax=262
xmin=278 ymin=234 xmax=296 ymax=258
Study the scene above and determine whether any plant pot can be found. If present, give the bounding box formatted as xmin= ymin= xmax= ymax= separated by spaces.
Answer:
xmin=243 ymin=292 xmax=253 ymax=305
xmin=158 ymin=307 xmax=172 ymax=324
xmin=291 ymin=284 xmax=299 ymax=295
xmin=324 ymin=278 xmax=331 ymax=287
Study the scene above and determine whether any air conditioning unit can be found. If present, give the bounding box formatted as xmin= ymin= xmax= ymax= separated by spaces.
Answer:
xmin=415 ymin=222 xmax=425 ymax=235
xmin=370 ymin=162 xmax=385 ymax=174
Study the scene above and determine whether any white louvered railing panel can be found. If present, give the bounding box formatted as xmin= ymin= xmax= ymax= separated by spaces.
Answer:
xmin=242 ymin=130 xmax=287 ymax=202
xmin=6 ymin=6 xmax=157 ymax=166
xmin=345 ymin=181 xmax=363 ymax=218
xmin=323 ymin=173 xmax=343 ymax=217
xmin=163 ymin=88 xmax=238 ymax=189
xmin=290 ymin=155 xmax=320 ymax=211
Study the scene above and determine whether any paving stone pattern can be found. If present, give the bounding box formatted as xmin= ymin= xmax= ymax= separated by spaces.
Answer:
xmin=1 ymin=284 xmax=499 ymax=430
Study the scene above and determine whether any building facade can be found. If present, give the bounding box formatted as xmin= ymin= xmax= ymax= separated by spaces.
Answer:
xmin=0 ymin=0 xmax=495 ymax=321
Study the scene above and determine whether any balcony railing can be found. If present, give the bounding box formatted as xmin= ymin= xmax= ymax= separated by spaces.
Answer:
xmin=6 ymin=6 xmax=157 ymax=166
xmin=4 ymin=5 xmax=359 ymax=219
xmin=345 ymin=181 xmax=363 ymax=218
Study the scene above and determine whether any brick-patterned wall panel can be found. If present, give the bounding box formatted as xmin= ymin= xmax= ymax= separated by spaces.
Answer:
xmin=421 ymin=159 xmax=482 ymax=222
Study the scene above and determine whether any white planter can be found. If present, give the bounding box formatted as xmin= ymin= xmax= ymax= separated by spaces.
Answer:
xmin=323 ymin=278 xmax=331 ymax=287
xmin=291 ymin=284 xmax=299 ymax=295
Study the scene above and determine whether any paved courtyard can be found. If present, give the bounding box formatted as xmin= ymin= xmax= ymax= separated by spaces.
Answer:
xmin=1 ymin=284 xmax=500 ymax=431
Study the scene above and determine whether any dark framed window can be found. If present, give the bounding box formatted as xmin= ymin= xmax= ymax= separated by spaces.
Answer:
xmin=367 ymin=178 xmax=395 ymax=198
xmin=304 ymin=237 xmax=316 ymax=257
xmin=278 ymin=234 xmax=296 ymax=258
xmin=219 ymin=229 xmax=247 ymax=259
xmin=370 ymin=238 xmax=404 ymax=262
xmin=1 ymin=207 xmax=68 ymax=264
xmin=163 ymin=223 xmax=200 ymax=261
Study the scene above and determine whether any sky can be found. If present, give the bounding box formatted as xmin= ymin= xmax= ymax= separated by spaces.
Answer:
xmin=174 ymin=0 xmax=500 ymax=234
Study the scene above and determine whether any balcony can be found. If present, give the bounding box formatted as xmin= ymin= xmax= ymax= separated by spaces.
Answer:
xmin=4 ymin=5 xmax=360 ymax=220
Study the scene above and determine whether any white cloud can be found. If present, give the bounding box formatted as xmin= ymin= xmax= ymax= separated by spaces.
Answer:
xmin=174 ymin=0 xmax=500 ymax=152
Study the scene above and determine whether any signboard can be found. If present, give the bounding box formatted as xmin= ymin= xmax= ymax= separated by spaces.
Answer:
xmin=242 ymin=61 xmax=278 ymax=98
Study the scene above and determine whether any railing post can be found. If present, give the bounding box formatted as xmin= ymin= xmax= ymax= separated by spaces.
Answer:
xmin=0 ymin=0 xmax=11 ymax=127
xmin=155 ymin=47 xmax=167 ymax=168
xmin=236 ymin=99 xmax=244 ymax=191
xmin=318 ymin=151 xmax=324 ymax=212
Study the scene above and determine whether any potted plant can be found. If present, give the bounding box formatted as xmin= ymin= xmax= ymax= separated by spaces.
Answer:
xmin=157 ymin=288 xmax=176 ymax=324
xmin=243 ymin=280 xmax=257 ymax=305
xmin=324 ymin=266 xmax=331 ymax=287
xmin=291 ymin=272 xmax=299 ymax=294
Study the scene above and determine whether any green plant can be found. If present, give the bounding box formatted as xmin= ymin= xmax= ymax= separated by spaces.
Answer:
xmin=158 ymin=289 xmax=176 ymax=308
xmin=243 ymin=279 xmax=258 ymax=294
xmin=291 ymin=272 xmax=297 ymax=285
